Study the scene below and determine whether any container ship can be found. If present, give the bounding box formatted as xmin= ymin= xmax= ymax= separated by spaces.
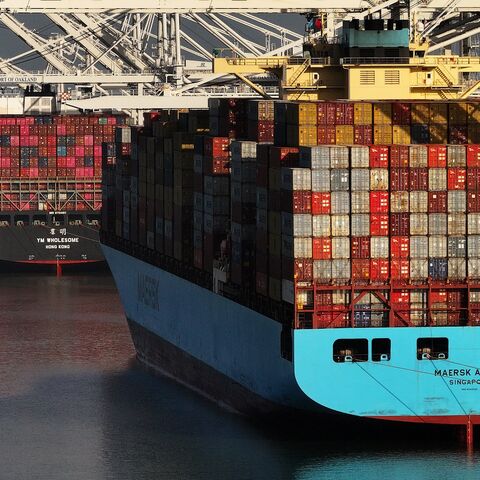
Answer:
xmin=0 ymin=113 xmax=127 ymax=269
xmin=101 ymin=19 xmax=480 ymax=443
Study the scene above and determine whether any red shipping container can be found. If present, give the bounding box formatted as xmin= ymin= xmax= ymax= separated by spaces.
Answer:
xmin=467 ymin=192 xmax=480 ymax=212
xmin=369 ymin=146 xmax=389 ymax=167
xmin=431 ymin=290 xmax=447 ymax=303
xmin=370 ymin=191 xmax=389 ymax=213
xmin=313 ymin=237 xmax=331 ymax=260
xmin=370 ymin=259 xmax=389 ymax=281
xmin=313 ymin=313 xmax=333 ymax=329
xmin=351 ymin=237 xmax=370 ymax=259
xmin=317 ymin=126 xmax=336 ymax=145
xmin=257 ymin=120 xmax=274 ymax=143
xmin=352 ymin=259 xmax=370 ymax=281
xmin=467 ymin=145 xmax=480 ymax=167
xmin=390 ymin=213 xmax=409 ymax=236
xmin=283 ymin=190 xmax=311 ymax=213
xmin=390 ymin=168 xmax=409 ymax=191
xmin=335 ymin=103 xmax=354 ymax=125
xmin=204 ymin=137 xmax=229 ymax=158
xmin=270 ymin=147 xmax=299 ymax=167
xmin=390 ymin=260 xmax=410 ymax=280
xmin=447 ymin=168 xmax=466 ymax=190
xmin=390 ymin=236 xmax=409 ymax=258
xmin=317 ymin=103 xmax=336 ymax=125
xmin=315 ymin=291 xmax=333 ymax=305
xmin=428 ymin=191 xmax=447 ymax=212
xmin=390 ymin=145 xmax=409 ymax=167
xmin=391 ymin=289 xmax=410 ymax=304
xmin=370 ymin=214 xmax=389 ymax=236
xmin=467 ymin=168 xmax=480 ymax=190
xmin=428 ymin=145 xmax=447 ymax=167
xmin=392 ymin=102 xmax=411 ymax=125
xmin=294 ymin=258 xmax=313 ymax=281
xmin=312 ymin=193 xmax=331 ymax=214
xmin=354 ymin=125 xmax=373 ymax=145
xmin=409 ymin=168 xmax=428 ymax=191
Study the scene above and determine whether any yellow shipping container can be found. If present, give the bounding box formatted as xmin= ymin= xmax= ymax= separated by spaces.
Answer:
xmin=287 ymin=124 xmax=317 ymax=146
xmin=411 ymin=103 xmax=430 ymax=124
xmin=429 ymin=102 xmax=448 ymax=124
xmin=449 ymin=102 xmax=468 ymax=125
xmin=373 ymin=102 xmax=392 ymax=125
xmin=467 ymin=103 xmax=480 ymax=125
xmin=429 ymin=124 xmax=448 ymax=144
xmin=287 ymin=102 xmax=317 ymax=125
xmin=354 ymin=102 xmax=373 ymax=125
xmin=335 ymin=125 xmax=354 ymax=144
xmin=469 ymin=125 xmax=480 ymax=144
xmin=392 ymin=125 xmax=411 ymax=145
xmin=373 ymin=125 xmax=393 ymax=145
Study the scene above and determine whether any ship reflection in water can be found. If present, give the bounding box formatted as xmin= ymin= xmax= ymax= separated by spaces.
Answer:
xmin=0 ymin=273 xmax=478 ymax=480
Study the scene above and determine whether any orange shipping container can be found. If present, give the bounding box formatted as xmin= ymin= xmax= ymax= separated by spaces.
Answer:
xmin=335 ymin=125 xmax=354 ymax=144
xmin=392 ymin=125 xmax=411 ymax=145
xmin=373 ymin=103 xmax=392 ymax=125
xmin=353 ymin=102 xmax=373 ymax=125
xmin=411 ymin=103 xmax=430 ymax=124
xmin=373 ymin=125 xmax=393 ymax=145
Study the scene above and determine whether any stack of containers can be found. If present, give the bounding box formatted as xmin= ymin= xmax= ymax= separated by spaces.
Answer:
xmin=202 ymin=136 xmax=230 ymax=272
xmin=448 ymin=102 xmax=468 ymax=144
xmin=392 ymin=102 xmax=411 ymax=145
xmin=209 ymin=98 xmax=247 ymax=139
xmin=373 ymin=103 xmax=393 ymax=145
xmin=193 ymin=136 xmax=205 ymax=269
xmin=173 ymin=132 xmax=195 ymax=263
xmin=255 ymin=144 xmax=270 ymax=296
xmin=230 ymin=141 xmax=257 ymax=287
xmin=286 ymin=103 xmax=317 ymax=147
xmin=269 ymin=146 xmax=298 ymax=301
xmin=353 ymin=102 xmax=373 ymax=145
xmin=247 ymin=100 xmax=274 ymax=143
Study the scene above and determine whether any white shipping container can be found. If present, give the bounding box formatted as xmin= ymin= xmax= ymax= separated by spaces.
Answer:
xmin=370 ymin=236 xmax=389 ymax=258
xmin=332 ymin=260 xmax=351 ymax=282
xmin=468 ymin=213 xmax=480 ymax=234
xmin=429 ymin=214 xmax=447 ymax=235
xmin=351 ymin=169 xmax=370 ymax=191
xmin=333 ymin=289 xmax=350 ymax=304
xmin=447 ymin=236 xmax=466 ymax=257
xmin=370 ymin=169 xmax=389 ymax=190
xmin=468 ymin=259 xmax=480 ymax=279
xmin=410 ymin=259 xmax=428 ymax=279
xmin=351 ymin=191 xmax=370 ymax=213
xmin=230 ymin=140 xmax=257 ymax=161
xmin=299 ymin=146 xmax=330 ymax=169
xmin=448 ymin=213 xmax=466 ymax=235
xmin=448 ymin=191 xmax=466 ymax=213
xmin=331 ymin=192 xmax=350 ymax=214
xmin=448 ymin=258 xmax=466 ymax=279
xmin=428 ymin=169 xmax=446 ymax=191
xmin=282 ymin=168 xmax=311 ymax=190
xmin=409 ymin=145 xmax=428 ymax=167
xmin=351 ymin=146 xmax=369 ymax=168
xmin=429 ymin=235 xmax=447 ymax=257
xmin=332 ymin=237 xmax=350 ymax=259
xmin=410 ymin=290 xmax=427 ymax=303
xmin=281 ymin=213 xmax=312 ymax=237
xmin=331 ymin=215 xmax=350 ymax=236
xmin=329 ymin=146 xmax=349 ymax=169
xmin=410 ymin=214 xmax=428 ymax=235
xmin=311 ymin=169 xmax=330 ymax=192
xmin=410 ymin=236 xmax=428 ymax=258
xmin=312 ymin=215 xmax=331 ymax=236
xmin=409 ymin=191 xmax=428 ymax=213
xmin=313 ymin=260 xmax=332 ymax=281
xmin=330 ymin=169 xmax=350 ymax=191
xmin=296 ymin=289 xmax=314 ymax=307
xmin=447 ymin=145 xmax=466 ymax=167
xmin=468 ymin=235 xmax=480 ymax=257
xmin=390 ymin=191 xmax=409 ymax=213
xmin=470 ymin=290 xmax=480 ymax=302
xmin=351 ymin=214 xmax=370 ymax=236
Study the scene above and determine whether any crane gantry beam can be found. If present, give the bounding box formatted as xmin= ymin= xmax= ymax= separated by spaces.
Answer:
xmin=0 ymin=0 xmax=368 ymax=13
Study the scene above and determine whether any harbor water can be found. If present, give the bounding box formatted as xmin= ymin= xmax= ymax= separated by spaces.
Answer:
xmin=0 ymin=272 xmax=479 ymax=480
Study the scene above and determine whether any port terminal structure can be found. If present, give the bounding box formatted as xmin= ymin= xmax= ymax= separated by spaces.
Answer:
xmin=0 ymin=1 xmax=477 ymax=117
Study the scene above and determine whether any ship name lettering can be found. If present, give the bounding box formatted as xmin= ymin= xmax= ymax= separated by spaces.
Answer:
xmin=46 ymin=237 xmax=79 ymax=243
xmin=137 ymin=273 xmax=159 ymax=311
xmin=449 ymin=379 xmax=480 ymax=386
xmin=435 ymin=369 xmax=471 ymax=377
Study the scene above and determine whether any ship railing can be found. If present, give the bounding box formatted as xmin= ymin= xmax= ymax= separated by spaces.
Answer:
xmin=341 ymin=57 xmax=410 ymax=65
xmin=223 ymin=57 xmax=331 ymax=67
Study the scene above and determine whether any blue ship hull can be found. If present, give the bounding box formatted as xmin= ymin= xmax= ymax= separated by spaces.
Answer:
xmin=103 ymin=244 xmax=480 ymax=427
